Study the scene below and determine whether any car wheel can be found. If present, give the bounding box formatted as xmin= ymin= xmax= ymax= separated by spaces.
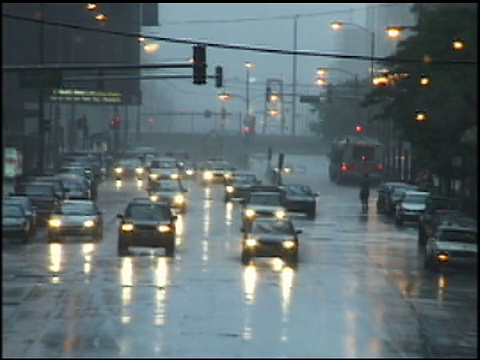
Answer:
xmin=21 ymin=232 xmax=30 ymax=244
xmin=164 ymin=241 xmax=175 ymax=257
xmin=284 ymin=251 xmax=298 ymax=268
xmin=306 ymin=208 xmax=316 ymax=220
xmin=117 ymin=240 xmax=129 ymax=256
xmin=241 ymin=249 xmax=251 ymax=265
xmin=224 ymin=195 xmax=230 ymax=203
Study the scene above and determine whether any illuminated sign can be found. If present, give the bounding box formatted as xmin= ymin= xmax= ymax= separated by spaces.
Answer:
xmin=49 ymin=88 xmax=123 ymax=104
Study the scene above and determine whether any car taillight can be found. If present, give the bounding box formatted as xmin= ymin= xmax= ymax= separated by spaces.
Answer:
xmin=341 ymin=162 xmax=351 ymax=172
xmin=377 ymin=163 xmax=384 ymax=170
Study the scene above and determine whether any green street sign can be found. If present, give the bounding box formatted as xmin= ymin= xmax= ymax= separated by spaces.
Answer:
xmin=19 ymin=70 xmax=62 ymax=88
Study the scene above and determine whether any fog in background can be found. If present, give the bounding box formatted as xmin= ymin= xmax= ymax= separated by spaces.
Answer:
xmin=140 ymin=3 xmax=370 ymax=135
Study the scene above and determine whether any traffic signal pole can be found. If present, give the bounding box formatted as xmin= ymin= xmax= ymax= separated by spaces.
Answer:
xmin=37 ymin=3 xmax=45 ymax=174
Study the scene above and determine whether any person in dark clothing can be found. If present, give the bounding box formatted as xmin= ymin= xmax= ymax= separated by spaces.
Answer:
xmin=359 ymin=173 xmax=370 ymax=211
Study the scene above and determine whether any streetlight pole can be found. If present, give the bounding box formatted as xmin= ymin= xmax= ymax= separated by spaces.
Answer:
xmin=244 ymin=62 xmax=255 ymax=133
xmin=291 ymin=15 xmax=298 ymax=137
xmin=37 ymin=3 xmax=45 ymax=174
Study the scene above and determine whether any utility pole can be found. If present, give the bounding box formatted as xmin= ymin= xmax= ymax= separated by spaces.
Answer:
xmin=37 ymin=3 xmax=45 ymax=174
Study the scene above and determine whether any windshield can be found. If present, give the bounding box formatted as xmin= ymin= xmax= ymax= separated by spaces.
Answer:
xmin=285 ymin=185 xmax=312 ymax=196
xmin=440 ymin=230 xmax=477 ymax=244
xmin=60 ymin=202 xmax=96 ymax=215
xmin=118 ymin=159 xmax=142 ymax=167
xmin=405 ymin=194 xmax=428 ymax=204
xmin=150 ymin=160 xmax=177 ymax=168
xmin=3 ymin=205 xmax=24 ymax=217
xmin=252 ymin=220 xmax=293 ymax=234
xmin=250 ymin=193 xmax=281 ymax=206
xmin=125 ymin=204 xmax=171 ymax=220
xmin=151 ymin=181 xmax=179 ymax=192
xmin=25 ymin=184 xmax=53 ymax=197
xmin=62 ymin=179 xmax=88 ymax=191
xmin=234 ymin=175 xmax=256 ymax=184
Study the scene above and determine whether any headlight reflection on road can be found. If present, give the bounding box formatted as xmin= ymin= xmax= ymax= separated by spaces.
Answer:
xmin=154 ymin=257 xmax=168 ymax=326
xmin=115 ymin=179 xmax=122 ymax=189
xmin=280 ymin=266 xmax=294 ymax=342
xmin=48 ymin=243 xmax=63 ymax=283
xmin=136 ymin=179 xmax=143 ymax=188
xmin=82 ymin=243 xmax=95 ymax=275
xmin=437 ymin=273 xmax=448 ymax=302
xmin=243 ymin=264 xmax=257 ymax=303
xmin=202 ymin=240 xmax=209 ymax=266
xmin=120 ymin=258 xmax=134 ymax=324
xmin=225 ymin=201 xmax=233 ymax=225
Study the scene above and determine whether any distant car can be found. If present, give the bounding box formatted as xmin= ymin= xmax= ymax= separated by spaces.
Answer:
xmin=113 ymin=157 xmax=145 ymax=180
xmin=240 ymin=217 xmax=302 ymax=267
xmin=117 ymin=198 xmax=177 ymax=257
xmin=281 ymin=183 xmax=319 ymax=219
xmin=12 ymin=182 xmax=61 ymax=225
xmin=4 ymin=196 xmax=38 ymax=236
xmin=240 ymin=186 xmax=287 ymax=229
xmin=2 ymin=203 xmax=32 ymax=243
xmin=57 ymin=174 xmax=92 ymax=200
xmin=182 ymin=161 xmax=197 ymax=178
xmin=394 ymin=190 xmax=430 ymax=226
xmin=224 ymin=172 xmax=261 ymax=202
xmin=148 ymin=157 xmax=183 ymax=182
xmin=376 ymin=181 xmax=402 ymax=214
xmin=147 ymin=179 xmax=188 ymax=214
xmin=199 ymin=160 xmax=236 ymax=185
xmin=424 ymin=221 xmax=477 ymax=272
xmin=47 ymin=199 xmax=103 ymax=242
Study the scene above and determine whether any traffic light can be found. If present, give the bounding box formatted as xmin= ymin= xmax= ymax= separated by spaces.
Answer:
xmin=266 ymin=86 xmax=272 ymax=102
xmin=355 ymin=125 xmax=364 ymax=132
xmin=192 ymin=44 xmax=207 ymax=85
xmin=215 ymin=66 xmax=223 ymax=88
xmin=109 ymin=116 xmax=122 ymax=129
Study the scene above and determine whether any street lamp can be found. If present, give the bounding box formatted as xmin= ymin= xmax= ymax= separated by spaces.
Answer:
xmin=330 ymin=20 xmax=375 ymax=82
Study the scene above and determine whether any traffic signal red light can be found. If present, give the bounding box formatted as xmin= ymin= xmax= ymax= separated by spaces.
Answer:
xmin=355 ymin=125 xmax=363 ymax=132
xmin=192 ymin=45 xmax=207 ymax=85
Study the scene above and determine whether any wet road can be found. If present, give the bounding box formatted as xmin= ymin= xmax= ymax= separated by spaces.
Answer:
xmin=2 ymin=153 xmax=477 ymax=358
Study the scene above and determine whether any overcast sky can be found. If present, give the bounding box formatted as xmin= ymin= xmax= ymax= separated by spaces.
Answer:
xmin=140 ymin=3 xmax=370 ymax=133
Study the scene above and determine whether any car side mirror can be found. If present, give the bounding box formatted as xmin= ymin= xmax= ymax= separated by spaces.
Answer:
xmin=240 ymin=228 xmax=245 ymax=233
xmin=314 ymin=192 xmax=320 ymax=197
xmin=239 ymin=199 xmax=246 ymax=204
xmin=116 ymin=214 xmax=123 ymax=219
xmin=296 ymin=229 xmax=303 ymax=234
xmin=171 ymin=215 xmax=178 ymax=222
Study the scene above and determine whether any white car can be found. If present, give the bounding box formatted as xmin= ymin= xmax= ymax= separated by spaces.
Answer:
xmin=395 ymin=190 xmax=430 ymax=226
xmin=424 ymin=222 xmax=477 ymax=272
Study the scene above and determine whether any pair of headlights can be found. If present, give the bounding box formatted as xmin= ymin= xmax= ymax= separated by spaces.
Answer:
xmin=49 ymin=218 xmax=95 ymax=228
xmin=121 ymin=223 xmax=171 ymax=233
xmin=244 ymin=209 xmax=285 ymax=219
xmin=149 ymin=194 xmax=184 ymax=204
xmin=245 ymin=238 xmax=296 ymax=249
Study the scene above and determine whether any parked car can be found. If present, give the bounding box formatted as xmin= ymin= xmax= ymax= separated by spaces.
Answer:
xmin=424 ymin=220 xmax=477 ymax=272
xmin=4 ymin=195 xmax=37 ymax=235
xmin=47 ymin=199 xmax=103 ymax=242
xmin=2 ymin=203 xmax=32 ymax=243
xmin=281 ymin=183 xmax=319 ymax=219
xmin=224 ymin=172 xmax=261 ymax=202
xmin=240 ymin=217 xmax=302 ymax=267
xmin=394 ymin=190 xmax=430 ymax=226
xmin=384 ymin=182 xmax=421 ymax=216
xmin=376 ymin=181 xmax=404 ymax=214
xmin=117 ymin=198 xmax=177 ymax=257
xmin=417 ymin=195 xmax=465 ymax=246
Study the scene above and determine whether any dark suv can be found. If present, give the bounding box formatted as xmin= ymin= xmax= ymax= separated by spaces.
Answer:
xmin=117 ymin=198 xmax=177 ymax=257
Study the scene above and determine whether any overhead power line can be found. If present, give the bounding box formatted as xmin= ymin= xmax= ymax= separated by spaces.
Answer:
xmin=2 ymin=13 xmax=477 ymax=66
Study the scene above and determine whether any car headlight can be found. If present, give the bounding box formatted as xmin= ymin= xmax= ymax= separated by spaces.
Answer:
xmin=245 ymin=209 xmax=256 ymax=218
xmin=245 ymin=238 xmax=258 ymax=247
xmin=157 ymin=225 xmax=171 ymax=233
xmin=203 ymin=171 xmax=213 ymax=180
xmin=224 ymin=173 xmax=233 ymax=179
xmin=48 ymin=218 xmax=62 ymax=228
xmin=170 ymin=173 xmax=179 ymax=180
xmin=149 ymin=173 xmax=159 ymax=180
xmin=135 ymin=167 xmax=144 ymax=174
xmin=436 ymin=252 xmax=449 ymax=262
xmin=226 ymin=185 xmax=234 ymax=193
xmin=174 ymin=194 xmax=184 ymax=204
xmin=186 ymin=169 xmax=194 ymax=176
xmin=275 ymin=210 xmax=286 ymax=219
xmin=284 ymin=168 xmax=292 ymax=173
xmin=84 ymin=219 xmax=95 ymax=228
xmin=121 ymin=223 xmax=134 ymax=232
xmin=282 ymin=239 xmax=296 ymax=249
xmin=149 ymin=194 xmax=159 ymax=202
xmin=115 ymin=167 xmax=123 ymax=174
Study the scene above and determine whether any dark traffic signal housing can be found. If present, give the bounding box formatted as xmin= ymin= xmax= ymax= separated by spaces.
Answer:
xmin=215 ymin=66 xmax=223 ymax=88
xmin=192 ymin=44 xmax=207 ymax=85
